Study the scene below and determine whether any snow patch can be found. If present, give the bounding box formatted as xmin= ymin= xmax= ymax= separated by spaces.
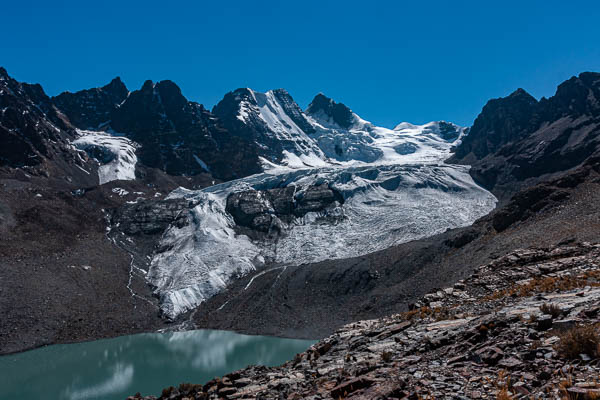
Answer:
xmin=193 ymin=155 xmax=211 ymax=173
xmin=72 ymin=130 xmax=138 ymax=185
xmin=112 ymin=187 xmax=129 ymax=197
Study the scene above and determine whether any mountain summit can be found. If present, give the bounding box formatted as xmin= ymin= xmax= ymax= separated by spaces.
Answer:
xmin=52 ymin=77 xmax=128 ymax=130
xmin=306 ymin=93 xmax=355 ymax=129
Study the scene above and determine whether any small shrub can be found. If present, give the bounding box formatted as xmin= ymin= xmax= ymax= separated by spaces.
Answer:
xmin=555 ymin=324 xmax=600 ymax=359
xmin=528 ymin=314 xmax=538 ymax=323
xmin=161 ymin=386 xmax=177 ymax=397
xmin=381 ymin=351 xmax=393 ymax=362
xmin=540 ymin=303 xmax=562 ymax=318
xmin=292 ymin=352 xmax=302 ymax=365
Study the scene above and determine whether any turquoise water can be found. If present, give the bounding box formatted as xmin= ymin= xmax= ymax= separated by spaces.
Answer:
xmin=0 ymin=330 xmax=314 ymax=400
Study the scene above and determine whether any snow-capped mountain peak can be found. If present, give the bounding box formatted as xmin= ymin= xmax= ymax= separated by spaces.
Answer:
xmin=214 ymin=88 xmax=468 ymax=170
xmin=213 ymin=87 xmax=326 ymax=166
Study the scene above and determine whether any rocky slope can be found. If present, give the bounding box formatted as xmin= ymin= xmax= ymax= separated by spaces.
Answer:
xmin=129 ymin=241 xmax=600 ymax=399
xmin=0 ymin=167 xmax=220 ymax=354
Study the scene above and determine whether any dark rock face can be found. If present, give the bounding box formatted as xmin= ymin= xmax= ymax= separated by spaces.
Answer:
xmin=225 ymin=184 xmax=344 ymax=233
xmin=0 ymin=67 xmax=97 ymax=185
xmin=0 ymin=68 xmax=66 ymax=167
xmin=295 ymin=184 xmax=344 ymax=215
xmin=545 ymin=72 xmax=600 ymax=119
xmin=306 ymin=93 xmax=354 ymax=128
xmin=55 ymin=78 xmax=262 ymax=180
xmin=491 ymin=184 xmax=570 ymax=232
xmin=226 ymin=190 xmax=285 ymax=234
xmin=437 ymin=120 xmax=463 ymax=141
xmin=111 ymin=198 xmax=195 ymax=235
xmin=449 ymin=72 xmax=600 ymax=202
xmin=110 ymin=80 xmax=261 ymax=180
xmin=52 ymin=77 xmax=128 ymax=129
xmin=451 ymin=88 xmax=541 ymax=163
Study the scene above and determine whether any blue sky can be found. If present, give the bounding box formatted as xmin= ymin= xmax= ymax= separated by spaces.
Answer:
xmin=2 ymin=0 xmax=599 ymax=127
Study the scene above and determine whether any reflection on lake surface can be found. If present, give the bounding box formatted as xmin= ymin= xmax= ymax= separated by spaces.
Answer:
xmin=0 ymin=329 xmax=315 ymax=400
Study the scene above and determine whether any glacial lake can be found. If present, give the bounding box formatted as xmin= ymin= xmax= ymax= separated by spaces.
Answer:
xmin=0 ymin=330 xmax=315 ymax=400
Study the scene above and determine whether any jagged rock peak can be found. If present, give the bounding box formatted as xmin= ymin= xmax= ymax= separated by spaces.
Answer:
xmin=136 ymin=79 xmax=184 ymax=94
xmin=546 ymin=72 xmax=600 ymax=117
xmin=124 ymin=79 xmax=189 ymax=111
xmin=52 ymin=76 xmax=130 ymax=129
xmin=306 ymin=93 xmax=354 ymax=129
xmin=101 ymin=76 xmax=128 ymax=97
xmin=508 ymin=87 xmax=537 ymax=102
xmin=449 ymin=87 xmax=541 ymax=162
xmin=140 ymin=79 xmax=155 ymax=91
xmin=148 ymin=80 xmax=187 ymax=104
xmin=0 ymin=67 xmax=84 ymax=171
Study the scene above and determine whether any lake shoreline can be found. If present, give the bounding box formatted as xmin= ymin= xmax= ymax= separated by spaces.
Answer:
xmin=0 ymin=321 xmax=319 ymax=357
xmin=0 ymin=328 xmax=316 ymax=399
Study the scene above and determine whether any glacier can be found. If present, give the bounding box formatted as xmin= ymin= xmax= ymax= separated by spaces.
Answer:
xmin=146 ymin=93 xmax=497 ymax=318
xmin=150 ymin=163 xmax=495 ymax=318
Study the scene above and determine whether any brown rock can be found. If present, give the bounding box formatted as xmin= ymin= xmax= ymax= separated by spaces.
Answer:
xmin=567 ymin=387 xmax=600 ymax=399
xmin=498 ymin=356 xmax=523 ymax=369
xmin=330 ymin=377 xmax=374 ymax=398
xmin=475 ymin=346 xmax=504 ymax=366
xmin=218 ymin=386 xmax=237 ymax=396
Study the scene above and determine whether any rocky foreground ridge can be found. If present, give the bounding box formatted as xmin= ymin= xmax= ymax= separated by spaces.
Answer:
xmin=130 ymin=242 xmax=600 ymax=399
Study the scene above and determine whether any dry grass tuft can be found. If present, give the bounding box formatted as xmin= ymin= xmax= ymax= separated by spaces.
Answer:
xmin=485 ymin=272 xmax=600 ymax=301
xmin=540 ymin=303 xmax=562 ymax=318
xmin=555 ymin=324 xmax=600 ymax=360
xmin=400 ymin=305 xmax=457 ymax=322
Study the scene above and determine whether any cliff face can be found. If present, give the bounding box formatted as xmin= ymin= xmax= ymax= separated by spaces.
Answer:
xmin=52 ymin=77 xmax=128 ymax=130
